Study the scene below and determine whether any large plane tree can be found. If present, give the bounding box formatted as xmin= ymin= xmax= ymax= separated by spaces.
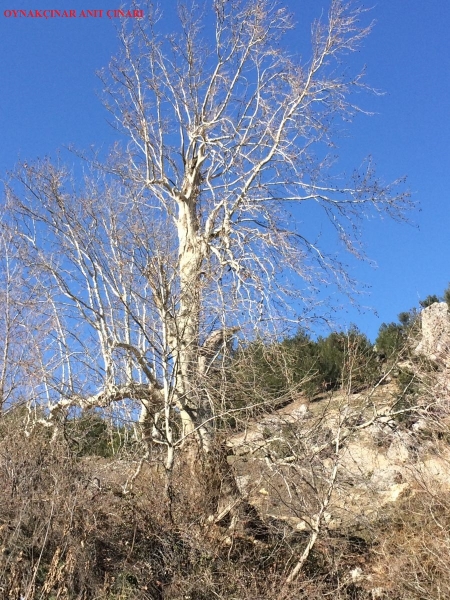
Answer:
xmin=3 ymin=0 xmax=409 ymax=473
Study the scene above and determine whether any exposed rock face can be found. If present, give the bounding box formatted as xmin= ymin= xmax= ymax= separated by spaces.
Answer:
xmin=416 ymin=302 xmax=450 ymax=364
xmin=220 ymin=308 xmax=450 ymax=597
xmin=415 ymin=302 xmax=450 ymax=402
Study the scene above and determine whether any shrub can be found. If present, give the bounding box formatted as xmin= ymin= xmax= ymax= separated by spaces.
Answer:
xmin=313 ymin=327 xmax=379 ymax=393
xmin=64 ymin=412 xmax=133 ymax=458
xmin=444 ymin=282 xmax=450 ymax=308
xmin=419 ymin=294 xmax=440 ymax=308
xmin=375 ymin=308 xmax=420 ymax=363
xmin=375 ymin=322 xmax=405 ymax=358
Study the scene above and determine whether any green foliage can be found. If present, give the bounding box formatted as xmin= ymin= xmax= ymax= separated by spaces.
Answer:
xmin=375 ymin=322 xmax=405 ymax=357
xmin=416 ymin=283 xmax=450 ymax=310
xmin=289 ymin=326 xmax=378 ymax=397
xmin=228 ymin=326 xmax=380 ymax=413
xmin=220 ymin=339 xmax=298 ymax=422
xmin=64 ymin=412 xmax=132 ymax=457
xmin=444 ymin=283 xmax=450 ymax=308
xmin=375 ymin=308 xmax=420 ymax=362
xmin=232 ymin=339 xmax=293 ymax=399
xmin=313 ymin=327 xmax=379 ymax=393
xmin=419 ymin=294 xmax=440 ymax=308
xmin=392 ymin=368 xmax=419 ymax=425
xmin=281 ymin=326 xmax=379 ymax=396
xmin=398 ymin=310 xmax=413 ymax=327
xmin=312 ymin=332 xmax=345 ymax=390
xmin=280 ymin=329 xmax=321 ymax=397
xmin=226 ymin=283 xmax=450 ymax=415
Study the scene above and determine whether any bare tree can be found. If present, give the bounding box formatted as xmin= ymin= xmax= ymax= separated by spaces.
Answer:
xmin=3 ymin=0 xmax=409 ymax=477
xmin=0 ymin=219 xmax=55 ymax=415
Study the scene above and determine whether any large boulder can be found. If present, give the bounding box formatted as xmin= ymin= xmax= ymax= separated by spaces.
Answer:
xmin=416 ymin=302 xmax=450 ymax=365
xmin=415 ymin=301 xmax=450 ymax=405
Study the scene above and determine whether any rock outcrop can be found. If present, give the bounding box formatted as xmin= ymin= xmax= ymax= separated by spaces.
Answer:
xmin=225 ymin=305 xmax=450 ymax=537
xmin=416 ymin=302 xmax=450 ymax=401
xmin=416 ymin=302 xmax=450 ymax=365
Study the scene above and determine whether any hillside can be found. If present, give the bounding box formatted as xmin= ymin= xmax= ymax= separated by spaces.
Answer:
xmin=1 ymin=303 xmax=450 ymax=598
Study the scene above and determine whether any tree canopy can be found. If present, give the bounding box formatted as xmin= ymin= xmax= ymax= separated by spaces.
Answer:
xmin=1 ymin=0 xmax=409 ymax=470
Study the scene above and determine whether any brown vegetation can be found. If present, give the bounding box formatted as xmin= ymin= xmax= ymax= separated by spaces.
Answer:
xmin=1 ymin=331 xmax=450 ymax=600
xmin=2 ymin=0 xmax=446 ymax=597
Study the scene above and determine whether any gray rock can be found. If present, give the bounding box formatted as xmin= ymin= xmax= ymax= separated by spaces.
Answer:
xmin=416 ymin=302 xmax=450 ymax=363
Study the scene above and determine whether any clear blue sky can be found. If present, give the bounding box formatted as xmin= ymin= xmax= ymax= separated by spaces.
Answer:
xmin=1 ymin=0 xmax=449 ymax=340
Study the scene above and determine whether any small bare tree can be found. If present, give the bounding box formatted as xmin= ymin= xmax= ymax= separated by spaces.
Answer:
xmin=0 ymin=220 xmax=56 ymax=415
xmin=3 ymin=0 xmax=409 ymax=479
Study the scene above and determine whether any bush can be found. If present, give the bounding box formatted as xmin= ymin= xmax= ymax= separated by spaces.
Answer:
xmin=0 ymin=408 xmax=351 ymax=599
xmin=224 ymin=339 xmax=295 ymax=414
xmin=227 ymin=327 xmax=381 ymax=415
xmin=280 ymin=329 xmax=321 ymax=398
xmin=419 ymin=294 xmax=440 ymax=308
xmin=64 ymin=412 xmax=133 ymax=458
xmin=375 ymin=308 xmax=420 ymax=363
xmin=313 ymin=327 xmax=379 ymax=393
xmin=444 ymin=282 xmax=450 ymax=308
xmin=375 ymin=322 xmax=405 ymax=358
xmin=373 ymin=492 xmax=450 ymax=599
